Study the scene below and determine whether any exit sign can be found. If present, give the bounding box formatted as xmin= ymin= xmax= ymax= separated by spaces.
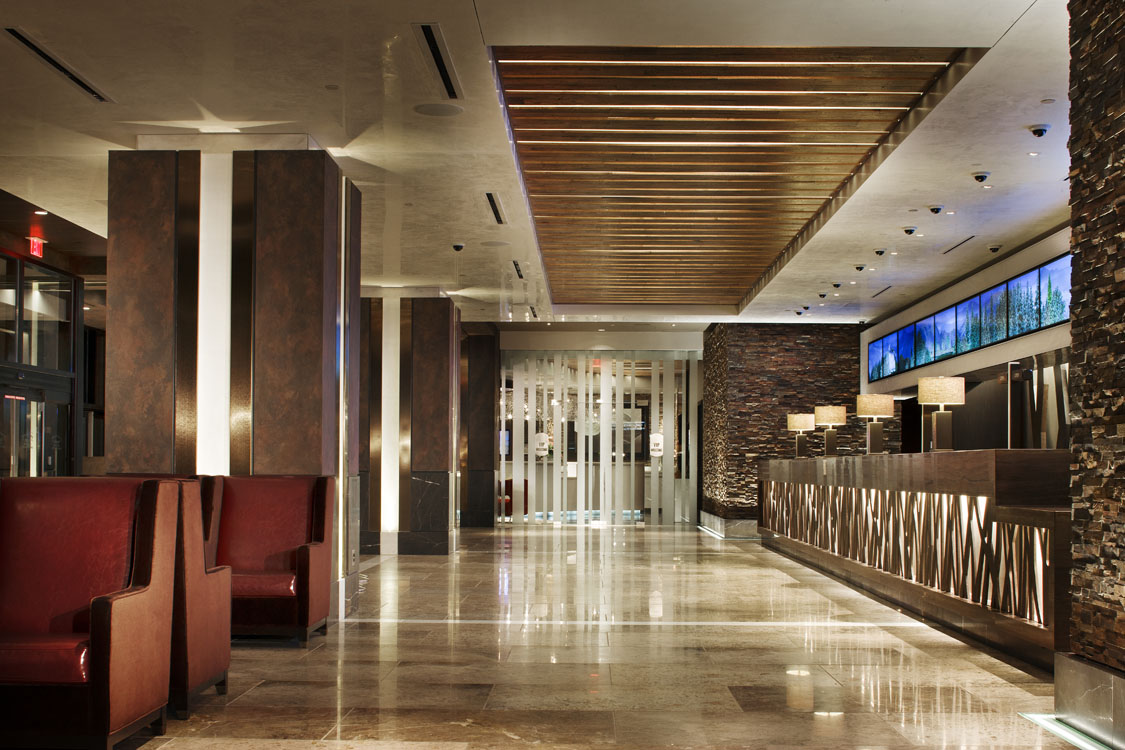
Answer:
xmin=28 ymin=237 xmax=44 ymax=258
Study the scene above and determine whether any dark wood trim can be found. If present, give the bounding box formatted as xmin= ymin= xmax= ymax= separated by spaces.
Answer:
xmin=229 ymin=152 xmax=255 ymax=476
xmin=173 ymin=151 xmax=200 ymax=475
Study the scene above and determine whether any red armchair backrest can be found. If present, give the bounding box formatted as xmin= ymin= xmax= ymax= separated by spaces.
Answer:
xmin=0 ymin=477 xmax=146 ymax=634
xmin=216 ymin=476 xmax=319 ymax=572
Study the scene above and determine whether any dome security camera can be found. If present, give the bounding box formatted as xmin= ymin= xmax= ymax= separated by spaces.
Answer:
xmin=874 ymin=249 xmax=885 ymax=256
xmin=972 ymin=171 xmax=990 ymax=183
xmin=802 ymin=305 xmax=809 ymax=310
xmin=832 ymin=283 xmax=841 ymax=288
xmin=855 ymin=265 xmax=865 ymax=272
xmin=818 ymin=293 xmax=827 ymax=298
xmin=452 ymin=243 xmax=465 ymax=252
xmin=928 ymin=205 xmax=944 ymax=214
xmin=903 ymin=226 xmax=916 ymax=235
xmin=989 ymin=245 xmax=1002 ymax=253
xmin=795 ymin=310 xmax=803 ymax=316
xmin=1029 ymin=124 xmax=1051 ymax=138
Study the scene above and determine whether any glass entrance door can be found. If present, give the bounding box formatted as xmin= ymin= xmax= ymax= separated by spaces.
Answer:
xmin=0 ymin=388 xmax=70 ymax=477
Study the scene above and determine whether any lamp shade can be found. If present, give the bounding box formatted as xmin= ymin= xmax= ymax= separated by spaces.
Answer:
xmin=917 ymin=376 xmax=965 ymax=406
xmin=787 ymin=413 xmax=815 ymax=432
xmin=814 ymin=405 xmax=846 ymax=427
xmin=856 ymin=393 xmax=894 ymax=418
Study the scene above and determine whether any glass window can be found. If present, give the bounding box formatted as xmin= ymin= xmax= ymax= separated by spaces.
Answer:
xmin=914 ymin=316 xmax=935 ymax=365
xmin=1007 ymin=269 xmax=1040 ymax=336
xmin=20 ymin=264 xmax=73 ymax=371
xmin=0 ymin=257 xmax=16 ymax=362
xmin=980 ymin=283 xmax=1008 ymax=345
xmin=956 ymin=297 xmax=981 ymax=353
xmin=896 ymin=324 xmax=915 ymax=372
xmin=868 ymin=339 xmax=882 ymax=381
xmin=1040 ymin=255 xmax=1070 ymax=326
xmin=934 ymin=307 xmax=956 ymax=359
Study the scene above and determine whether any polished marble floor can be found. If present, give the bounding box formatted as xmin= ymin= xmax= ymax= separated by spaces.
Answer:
xmin=137 ymin=526 xmax=1074 ymax=749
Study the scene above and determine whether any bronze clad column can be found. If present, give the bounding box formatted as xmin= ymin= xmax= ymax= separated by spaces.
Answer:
xmin=462 ymin=326 xmax=499 ymax=527
xmin=399 ymin=297 xmax=458 ymax=554
xmin=105 ymin=150 xmax=199 ymax=474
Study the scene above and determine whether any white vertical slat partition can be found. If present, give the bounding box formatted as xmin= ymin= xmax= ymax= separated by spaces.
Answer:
xmin=614 ymin=357 xmax=624 ymax=525
xmin=662 ymin=354 xmax=675 ymax=524
xmin=649 ymin=359 xmax=660 ymax=524
xmin=576 ymin=355 xmax=586 ymax=527
xmin=512 ymin=356 xmax=525 ymax=525
xmin=687 ymin=353 xmax=701 ymax=526
xmin=599 ymin=360 xmax=610 ymax=525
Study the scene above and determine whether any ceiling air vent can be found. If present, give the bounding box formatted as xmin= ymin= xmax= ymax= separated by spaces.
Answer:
xmin=872 ymin=286 xmax=892 ymax=298
xmin=412 ymin=23 xmax=462 ymax=100
xmin=5 ymin=27 xmax=111 ymax=102
xmin=942 ymin=235 xmax=976 ymax=255
xmin=485 ymin=192 xmax=506 ymax=225
xmin=512 ymin=260 xmax=524 ymax=280
xmin=528 ymin=305 xmax=539 ymax=320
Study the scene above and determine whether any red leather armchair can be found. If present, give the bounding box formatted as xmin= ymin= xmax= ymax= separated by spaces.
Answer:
xmin=216 ymin=475 xmax=334 ymax=642
xmin=0 ymin=478 xmax=178 ymax=750
xmin=169 ymin=478 xmax=231 ymax=719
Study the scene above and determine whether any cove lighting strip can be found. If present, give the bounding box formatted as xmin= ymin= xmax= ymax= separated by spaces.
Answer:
xmin=1021 ymin=714 xmax=1112 ymax=750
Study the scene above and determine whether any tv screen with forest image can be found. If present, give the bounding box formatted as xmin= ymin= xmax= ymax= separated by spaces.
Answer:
xmin=980 ymin=283 xmax=1007 ymax=345
xmin=865 ymin=254 xmax=1069 ymax=382
xmin=1040 ymin=255 xmax=1070 ymax=326
xmin=1008 ymin=269 xmax=1040 ymax=335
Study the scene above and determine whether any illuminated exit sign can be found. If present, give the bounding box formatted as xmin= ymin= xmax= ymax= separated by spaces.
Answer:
xmin=27 ymin=236 xmax=45 ymax=258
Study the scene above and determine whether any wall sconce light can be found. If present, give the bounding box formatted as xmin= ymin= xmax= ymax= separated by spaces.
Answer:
xmin=787 ymin=413 xmax=815 ymax=458
xmin=814 ymin=406 xmax=846 ymax=456
xmin=917 ymin=376 xmax=965 ymax=451
xmin=856 ymin=393 xmax=894 ymax=454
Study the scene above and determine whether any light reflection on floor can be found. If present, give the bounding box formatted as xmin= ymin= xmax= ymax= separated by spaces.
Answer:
xmin=138 ymin=525 xmax=1073 ymax=749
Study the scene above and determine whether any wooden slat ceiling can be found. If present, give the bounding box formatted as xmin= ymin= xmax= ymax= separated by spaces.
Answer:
xmin=494 ymin=46 xmax=962 ymax=306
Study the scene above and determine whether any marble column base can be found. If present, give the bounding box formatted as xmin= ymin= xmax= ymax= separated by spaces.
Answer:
xmin=699 ymin=509 xmax=759 ymax=539
xmin=1055 ymin=652 xmax=1125 ymax=750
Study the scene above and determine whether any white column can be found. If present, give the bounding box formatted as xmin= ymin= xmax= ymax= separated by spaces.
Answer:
xmin=380 ymin=296 xmax=400 ymax=553
xmin=662 ymin=354 xmax=675 ymax=525
xmin=614 ymin=357 xmax=624 ymax=525
xmin=599 ymin=359 xmax=610 ymax=525
xmin=196 ymin=153 xmax=232 ymax=474
xmin=649 ymin=359 xmax=659 ymax=524
xmin=513 ymin=355 xmax=526 ymax=525
xmin=576 ymin=355 xmax=586 ymax=526
xmin=499 ymin=355 xmax=508 ymax=521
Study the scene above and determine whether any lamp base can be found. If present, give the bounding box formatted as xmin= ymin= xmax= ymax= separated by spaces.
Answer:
xmin=823 ymin=428 xmax=837 ymax=456
xmin=866 ymin=420 xmax=884 ymax=454
xmin=932 ymin=409 xmax=953 ymax=451
xmin=795 ymin=433 xmax=808 ymax=458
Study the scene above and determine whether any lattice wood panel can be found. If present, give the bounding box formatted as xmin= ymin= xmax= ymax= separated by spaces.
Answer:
xmin=494 ymin=46 xmax=961 ymax=305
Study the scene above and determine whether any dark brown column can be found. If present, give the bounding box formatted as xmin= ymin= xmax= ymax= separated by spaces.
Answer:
xmin=462 ymin=326 xmax=499 ymax=527
xmin=359 ymin=298 xmax=382 ymax=553
xmin=105 ymin=150 xmax=198 ymax=474
xmin=230 ymin=150 xmax=341 ymax=476
xmin=1056 ymin=2 xmax=1125 ymax=745
xmin=399 ymin=297 xmax=458 ymax=554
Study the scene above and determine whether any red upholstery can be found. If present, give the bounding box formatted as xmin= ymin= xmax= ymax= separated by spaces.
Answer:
xmin=232 ymin=572 xmax=297 ymax=597
xmin=0 ymin=478 xmax=178 ymax=748
xmin=0 ymin=478 xmax=139 ymax=634
xmin=215 ymin=475 xmax=333 ymax=640
xmin=170 ymin=479 xmax=231 ymax=719
xmin=0 ymin=634 xmax=89 ymax=684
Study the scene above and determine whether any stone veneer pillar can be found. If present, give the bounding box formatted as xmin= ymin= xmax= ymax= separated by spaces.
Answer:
xmin=1056 ymin=2 xmax=1125 ymax=747
xmin=461 ymin=327 xmax=500 ymax=527
xmin=702 ymin=323 xmax=899 ymax=518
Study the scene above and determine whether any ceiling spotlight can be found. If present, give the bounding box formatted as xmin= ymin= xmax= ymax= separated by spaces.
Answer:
xmin=1028 ymin=151 xmax=1040 ymax=157
xmin=33 ymin=210 xmax=48 ymax=216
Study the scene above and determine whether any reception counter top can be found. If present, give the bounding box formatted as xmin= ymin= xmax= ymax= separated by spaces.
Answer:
xmin=760 ymin=450 xmax=1071 ymax=670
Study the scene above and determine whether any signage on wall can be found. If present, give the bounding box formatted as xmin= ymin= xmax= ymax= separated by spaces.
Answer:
xmin=27 ymin=236 xmax=45 ymax=258
xmin=649 ymin=433 xmax=664 ymax=458
xmin=534 ymin=432 xmax=549 ymax=457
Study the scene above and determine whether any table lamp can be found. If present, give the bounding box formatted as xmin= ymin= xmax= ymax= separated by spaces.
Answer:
xmin=814 ymin=405 xmax=847 ymax=456
xmin=917 ymin=376 xmax=965 ymax=451
xmin=787 ymin=413 xmax=815 ymax=458
xmin=855 ymin=394 xmax=894 ymax=454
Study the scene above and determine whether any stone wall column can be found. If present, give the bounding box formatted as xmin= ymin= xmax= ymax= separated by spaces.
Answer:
xmin=1056 ymin=2 xmax=1125 ymax=746
xmin=462 ymin=328 xmax=499 ymax=527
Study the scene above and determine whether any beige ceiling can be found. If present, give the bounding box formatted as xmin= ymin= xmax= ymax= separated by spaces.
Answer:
xmin=0 ymin=0 xmax=1067 ymax=325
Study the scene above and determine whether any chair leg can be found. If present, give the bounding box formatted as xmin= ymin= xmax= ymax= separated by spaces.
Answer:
xmin=216 ymin=671 xmax=229 ymax=695
xmin=151 ymin=706 xmax=168 ymax=735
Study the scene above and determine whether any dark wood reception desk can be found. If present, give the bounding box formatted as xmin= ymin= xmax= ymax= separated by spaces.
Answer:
xmin=760 ymin=450 xmax=1071 ymax=670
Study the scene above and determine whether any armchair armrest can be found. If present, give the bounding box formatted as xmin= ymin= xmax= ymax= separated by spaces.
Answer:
xmin=89 ymin=481 xmax=177 ymax=735
xmin=297 ymin=476 xmax=334 ymax=627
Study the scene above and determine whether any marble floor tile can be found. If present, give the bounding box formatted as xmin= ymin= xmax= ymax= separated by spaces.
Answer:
xmin=124 ymin=526 xmax=1061 ymax=750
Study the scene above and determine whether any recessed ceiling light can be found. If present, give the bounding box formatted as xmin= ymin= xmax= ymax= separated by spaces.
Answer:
xmin=890 ymin=251 xmax=898 ymax=255
xmin=915 ymin=233 xmax=924 ymax=237
xmin=1040 ymin=98 xmax=1056 ymax=104
xmin=870 ymin=267 xmax=877 ymax=271
xmin=833 ymin=293 xmax=840 ymax=296
xmin=33 ymin=210 xmax=48 ymax=216
xmin=83 ymin=305 xmax=91 ymax=311
xmin=671 ymin=323 xmax=676 ymax=327
xmin=849 ymin=281 xmax=857 ymax=285
xmin=1028 ymin=151 xmax=1040 ymax=157
xmin=982 ymin=184 xmax=993 ymax=189
xmin=819 ymin=303 xmax=825 ymax=306
xmin=946 ymin=210 xmax=955 ymax=215
xmin=598 ymin=328 xmax=606 ymax=332
xmin=413 ymin=102 xmax=464 ymax=117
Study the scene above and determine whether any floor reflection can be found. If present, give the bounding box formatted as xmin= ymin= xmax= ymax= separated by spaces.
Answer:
xmin=148 ymin=525 xmax=1069 ymax=750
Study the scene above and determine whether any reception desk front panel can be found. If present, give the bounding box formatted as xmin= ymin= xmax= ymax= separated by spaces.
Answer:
xmin=760 ymin=450 xmax=1070 ymax=670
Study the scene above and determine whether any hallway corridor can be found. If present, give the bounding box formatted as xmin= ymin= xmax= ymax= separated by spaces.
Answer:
xmin=154 ymin=527 xmax=1070 ymax=749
